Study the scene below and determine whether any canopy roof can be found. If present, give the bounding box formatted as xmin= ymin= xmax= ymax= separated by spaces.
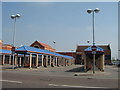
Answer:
xmin=84 ymin=46 xmax=104 ymax=52
xmin=0 ymin=49 xmax=12 ymax=54
xmin=15 ymin=46 xmax=74 ymax=59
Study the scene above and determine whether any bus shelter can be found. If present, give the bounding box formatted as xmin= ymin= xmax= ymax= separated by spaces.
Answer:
xmin=15 ymin=46 xmax=74 ymax=69
xmin=84 ymin=46 xmax=104 ymax=72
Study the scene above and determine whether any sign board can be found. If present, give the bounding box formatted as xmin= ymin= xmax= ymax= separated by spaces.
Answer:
xmin=76 ymin=52 xmax=82 ymax=54
xmin=92 ymin=46 xmax=97 ymax=51
xmin=12 ymin=47 xmax=15 ymax=51
xmin=92 ymin=51 xmax=96 ymax=54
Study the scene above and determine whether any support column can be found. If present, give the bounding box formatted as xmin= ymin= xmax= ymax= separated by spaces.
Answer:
xmin=68 ymin=59 xmax=70 ymax=66
xmin=15 ymin=55 xmax=18 ymax=67
xmin=64 ymin=58 xmax=66 ymax=66
xmin=19 ymin=57 xmax=22 ymax=67
xmin=29 ymin=54 xmax=32 ymax=69
xmin=50 ymin=56 xmax=52 ymax=66
xmin=52 ymin=56 xmax=55 ymax=67
xmin=84 ymin=55 xmax=87 ymax=72
xmin=57 ymin=57 xmax=59 ymax=66
xmin=9 ymin=55 xmax=11 ymax=64
xmin=23 ymin=54 xmax=26 ymax=67
xmin=14 ymin=55 xmax=16 ymax=65
xmin=46 ymin=55 xmax=48 ymax=67
xmin=60 ymin=57 xmax=62 ymax=66
xmin=2 ymin=55 xmax=5 ymax=65
xmin=36 ymin=54 xmax=38 ymax=68
xmin=64 ymin=58 xmax=65 ymax=66
xmin=101 ymin=54 xmax=104 ymax=72
xmin=66 ymin=59 xmax=68 ymax=66
xmin=53 ymin=56 xmax=56 ymax=66
xmin=70 ymin=59 xmax=71 ymax=65
xmin=93 ymin=54 xmax=95 ymax=74
xmin=71 ymin=59 xmax=73 ymax=65
xmin=62 ymin=58 xmax=64 ymax=66
xmin=61 ymin=57 xmax=62 ymax=66
xmin=42 ymin=55 xmax=44 ymax=66
xmin=69 ymin=59 xmax=71 ymax=65
xmin=56 ymin=57 xmax=58 ymax=66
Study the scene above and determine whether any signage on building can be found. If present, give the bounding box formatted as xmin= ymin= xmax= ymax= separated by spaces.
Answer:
xmin=92 ymin=46 xmax=97 ymax=54
xmin=76 ymin=52 xmax=82 ymax=54
xmin=92 ymin=51 xmax=96 ymax=54
xmin=12 ymin=47 xmax=15 ymax=51
xmin=92 ymin=45 xmax=97 ymax=51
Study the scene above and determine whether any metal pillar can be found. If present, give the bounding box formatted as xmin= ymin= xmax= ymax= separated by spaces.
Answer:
xmin=29 ymin=54 xmax=32 ymax=69
xmin=93 ymin=54 xmax=95 ymax=74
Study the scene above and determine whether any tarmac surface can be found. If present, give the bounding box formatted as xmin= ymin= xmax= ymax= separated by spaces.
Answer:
xmin=0 ymin=64 xmax=119 ymax=89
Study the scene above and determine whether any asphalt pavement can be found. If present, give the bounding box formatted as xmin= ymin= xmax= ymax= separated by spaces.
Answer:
xmin=0 ymin=64 xmax=119 ymax=89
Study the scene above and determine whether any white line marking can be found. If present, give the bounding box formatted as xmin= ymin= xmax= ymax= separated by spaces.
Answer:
xmin=48 ymin=84 xmax=110 ymax=88
xmin=0 ymin=80 xmax=22 ymax=84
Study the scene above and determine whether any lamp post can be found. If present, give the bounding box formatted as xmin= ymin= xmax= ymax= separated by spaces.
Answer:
xmin=87 ymin=8 xmax=100 ymax=74
xmin=53 ymin=41 xmax=56 ymax=51
xmin=87 ymin=40 xmax=90 ymax=44
xmin=11 ymin=14 xmax=21 ymax=69
xmin=71 ymin=50 xmax=74 ymax=57
xmin=118 ymin=50 xmax=120 ymax=62
xmin=71 ymin=50 xmax=74 ymax=65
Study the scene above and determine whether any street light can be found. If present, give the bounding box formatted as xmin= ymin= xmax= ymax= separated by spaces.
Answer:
xmin=71 ymin=50 xmax=74 ymax=57
xmin=71 ymin=50 xmax=74 ymax=65
xmin=87 ymin=8 xmax=100 ymax=46
xmin=87 ymin=8 xmax=100 ymax=74
xmin=11 ymin=14 xmax=21 ymax=69
xmin=53 ymin=41 xmax=56 ymax=51
xmin=87 ymin=40 xmax=90 ymax=44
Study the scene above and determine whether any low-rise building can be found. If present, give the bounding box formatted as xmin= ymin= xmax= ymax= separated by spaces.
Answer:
xmin=30 ymin=40 xmax=55 ymax=52
xmin=0 ymin=40 xmax=74 ymax=68
xmin=76 ymin=44 xmax=111 ymax=65
xmin=0 ymin=40 xmax=13 ymax=50
xmin=57 ymin=44 xmax=111 ymax=65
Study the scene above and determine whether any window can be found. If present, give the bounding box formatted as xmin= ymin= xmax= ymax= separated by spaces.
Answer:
xmin=34 ymin=45 xmax=40 ymax=49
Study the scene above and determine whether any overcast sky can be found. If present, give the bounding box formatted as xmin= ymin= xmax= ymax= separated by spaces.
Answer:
xmin=2 ymin=2 xmax=118 ymax=58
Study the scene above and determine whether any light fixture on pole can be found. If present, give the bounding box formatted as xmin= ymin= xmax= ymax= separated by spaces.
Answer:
xmin=87 ymin=8 xmax=100 ymax=74
xmin=11 ymin=14 xmax=21 ymax=69
xmin=53 ymin=41 xmax=56 ymax=51
xmin=71 ymin=50 xmax=74 ymax=65
xmin=87 ymin=40 xmax=90 ymax=44
xmin=71 ymin=50 xmax=74 ymax=57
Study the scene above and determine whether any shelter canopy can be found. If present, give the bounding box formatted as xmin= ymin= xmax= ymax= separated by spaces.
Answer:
xmin=84 ymin=46 xmax=104 ymax=54
xmin=0 ymin=49 xmax=12 ymax=54
xmin=15 ymin=46 xmax=74 ymax=59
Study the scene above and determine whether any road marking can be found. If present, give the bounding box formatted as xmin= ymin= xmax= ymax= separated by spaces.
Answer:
xmin=48 ymin=84 xmax=110 ymax=88
xmin=0 ymin=80 xmax=22 ymax=84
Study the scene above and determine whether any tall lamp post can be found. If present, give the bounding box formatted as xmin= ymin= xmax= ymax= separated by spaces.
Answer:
xmin=53 ymin=41 xmax=56 ymax=51
xmin=118 ymin=50 xmax=120 ymax=63
xmin=71 ymin=50 xmax=74 ymax=65
xmin=71 ymin=50 xmax=74 ymax=57
xmin=53 ymin=41 xmax=56 ymax=66
xmin=87 ymin=8 xmax=100 ymax=74
xmin=11 ymin=14 xmax=21 ymax=69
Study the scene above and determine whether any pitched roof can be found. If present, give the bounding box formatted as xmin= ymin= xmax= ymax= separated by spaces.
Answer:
xmin=0 ymin=49 xmax=12 ymax=54
xmin=39 ymin=42 xmax=55 ymax=51
xmin=15 ymin=45 xmax=54 ymax=55
xmin=76 ymin=45 xmax=111 ymax=55
xmin=84 ymin=46 xmax=104 ymax=52
xmin=15 ymin=46 xmax=74 ymax=59
xmin=30 ymin=41 xmax=55 ymax=52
